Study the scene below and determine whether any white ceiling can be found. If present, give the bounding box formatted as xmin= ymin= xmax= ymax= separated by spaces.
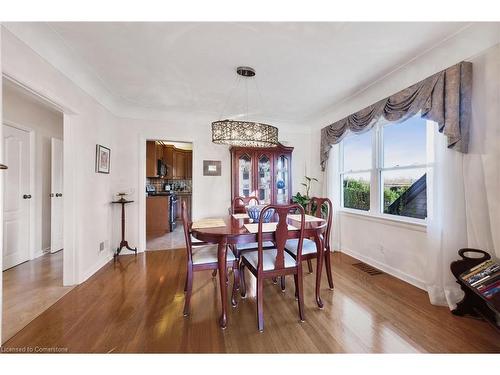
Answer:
xmin=10 ymin=22 xmax=471 ymax=126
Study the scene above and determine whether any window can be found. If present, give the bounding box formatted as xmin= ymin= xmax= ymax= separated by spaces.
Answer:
xmin=339 ymin=115 xmax=432 ymax=222
xmin=340 ymin=131 xmax=371 ymax=211
xmin=381 ymin=117 xmax=429 ymax=219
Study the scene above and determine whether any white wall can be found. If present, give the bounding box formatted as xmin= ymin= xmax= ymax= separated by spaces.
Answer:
xmin=466 ymin=44 xmax=500 ymax=258
xmin=1 ymin=27 xmax=117 ymax=286
xmin=3 ymin=83 xmax=64 ymax=255
xmin=111 ymin=115 xmax=312 ymax=251
xmin=316 ymin=38 xmax=500 ymax=288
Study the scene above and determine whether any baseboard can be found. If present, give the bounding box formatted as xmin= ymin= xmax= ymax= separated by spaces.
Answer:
xmin=340 ymin=247 xmax=426 ymax=291
xmin=79 ymin=254 xmax=113 ymax=284
xmin=31 ymin=249 xmax=46 ymax=259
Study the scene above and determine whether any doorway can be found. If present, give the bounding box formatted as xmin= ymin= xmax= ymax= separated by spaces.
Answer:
xmin=2 ymin=79 xmax=72 ymax=342
xmin=145 ymin=140 xmax=192 ymax=251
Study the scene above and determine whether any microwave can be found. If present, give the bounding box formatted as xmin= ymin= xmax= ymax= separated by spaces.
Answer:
xmin=157 ymin=159 xmax=167 ymax=177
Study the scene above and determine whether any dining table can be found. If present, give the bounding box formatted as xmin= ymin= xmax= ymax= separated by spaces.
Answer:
xmin=191 ymin=213 xmax=328 ymax=329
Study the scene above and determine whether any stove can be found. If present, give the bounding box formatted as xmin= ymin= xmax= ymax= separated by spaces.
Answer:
xmin=169 ymin=193 xmax=178 ymax=231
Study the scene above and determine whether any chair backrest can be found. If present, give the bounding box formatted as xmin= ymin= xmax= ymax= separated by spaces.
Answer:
xmin=309 ymin=197 xmax=333 ymax=251
xmin=231 ymin=196 xmax=259 ymax=214
xmin=257 ymin=204 xmax=305 ymax=272
xmin=181 ymin=200 xmax=193 ymax=263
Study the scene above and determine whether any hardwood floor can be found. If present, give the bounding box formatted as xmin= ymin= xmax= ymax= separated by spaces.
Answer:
xmin=2 ymin=250 xmax=499 ymax=353
xmin=2 ymin=251 xmax=73 ymax=343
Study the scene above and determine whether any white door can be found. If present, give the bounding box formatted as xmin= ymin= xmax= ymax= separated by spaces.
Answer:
xmin=3 ymin=125 xmax=31 ymax=270
xmin=50 ymin=138 xmax=63 ymax=253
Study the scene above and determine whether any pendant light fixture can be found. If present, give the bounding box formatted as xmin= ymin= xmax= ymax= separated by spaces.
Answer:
xmin=212 ymin=66 xmax=278 ymax=148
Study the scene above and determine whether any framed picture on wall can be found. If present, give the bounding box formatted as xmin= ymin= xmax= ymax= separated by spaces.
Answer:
xmin=203 ymin=160 xmax=221 ymax=176
xmin=95 ymin=144 xmax=111 ymax=174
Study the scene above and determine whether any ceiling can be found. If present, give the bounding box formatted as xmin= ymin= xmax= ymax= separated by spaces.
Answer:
xmin=13 ymin=22 xmax=471 ymax=125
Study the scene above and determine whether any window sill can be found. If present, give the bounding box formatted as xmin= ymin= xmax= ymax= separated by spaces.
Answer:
xmin=338 ymin=208 xmax=427 ymax=233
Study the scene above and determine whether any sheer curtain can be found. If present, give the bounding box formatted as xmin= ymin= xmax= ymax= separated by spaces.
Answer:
xmin=426 ymin=126 xmax=467 ymax=308
xmin=426 ymin=119 xmax=497 ymax=309
xmin=322 ymin=144 xmax=341 ymax=251
xmin=426 ymin=45 xmax=499 ymax=309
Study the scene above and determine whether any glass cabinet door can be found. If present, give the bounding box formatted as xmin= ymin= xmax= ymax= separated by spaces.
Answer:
xmin=238 ymin=154 xmax=252 ymax=197
xmin=257 ymin=154 xmax=272 ymax=204
xmin=276 ymin=154 xmax=289 ymax=204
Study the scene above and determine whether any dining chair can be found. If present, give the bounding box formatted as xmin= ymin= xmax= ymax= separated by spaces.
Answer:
xmin=231 ymin=196 xmax=259 ymax=214
xmin=181 ymin=200 xmax=239 ymax=316
xmin=239 ymin=204 xmax=306 ymax=332
xmin=284 ymin=197 xmax=334 ymax=291
xmin=229 ymin=196 xmax=275 ymax=290
xmin=230 ymin=196 xmax=275 ymax=253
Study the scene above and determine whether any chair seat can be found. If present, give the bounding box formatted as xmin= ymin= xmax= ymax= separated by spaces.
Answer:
xmin=235 ymin=241 xmax=274 ymax=251
xmin=242 ymin=249 xmax=296 ymax=271
xmin=285 ymin=238 xmax=317 ymax=256
xmin=192 ymin=245 xmax=236 ymax=265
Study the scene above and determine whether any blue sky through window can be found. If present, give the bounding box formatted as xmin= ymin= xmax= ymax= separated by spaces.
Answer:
xmin=342 ymin=115 xmax=427 ymax=173
xmin=343 ymin=131 xmax=371 ymax=171
xmin=383 ymin=116 xmax=427 ymax=168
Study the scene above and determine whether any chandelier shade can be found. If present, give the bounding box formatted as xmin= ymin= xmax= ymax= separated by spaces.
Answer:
xmin=212 ymin=120 xmax=279 ymax=148
xmin=212 ymin=66 xmax=279 ymax=148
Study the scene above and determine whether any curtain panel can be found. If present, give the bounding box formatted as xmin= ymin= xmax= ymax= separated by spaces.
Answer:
xmin=320 ymin=61 xmax=472 ymax=171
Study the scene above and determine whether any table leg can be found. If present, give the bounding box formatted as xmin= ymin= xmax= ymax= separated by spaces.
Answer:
xmin=314 ymin=234 xmax=324 ymax=309
xmin=217 ymin=239 xmax=228 ymax=329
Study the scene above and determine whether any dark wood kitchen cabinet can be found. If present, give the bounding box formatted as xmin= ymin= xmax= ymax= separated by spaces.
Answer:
xmin=171 ymin=148 xmax=192 ymax=179
xmin=146 ymin=141 xmax=170 ymax=178
xmin=230 ymin=143 xmax=293 ymax=205
xmin=146 ymin=141 xmax=158 ymax=178
xmin=175 ymin=194 xmax=191 ymax=222
xmin=173 ymin=150 xmax=186 ymax=179
xmin=185 ymin=152 xmax=192 ymax=179
xmin=149 ymin=144 xmax=192 ymax=180
xmin=146 ymin=196 xmax=170 ymax=236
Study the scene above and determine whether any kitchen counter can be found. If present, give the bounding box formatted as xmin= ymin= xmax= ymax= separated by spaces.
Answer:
xmin=146 ymin=195 xmax=170 ymax=236
xmin=173 ymin=191 xmax=192 ymax=195
xmin=147 ymin=191 xmax=191 ymax=196
xmin=147 ymin=192 xmax=173 ymax=196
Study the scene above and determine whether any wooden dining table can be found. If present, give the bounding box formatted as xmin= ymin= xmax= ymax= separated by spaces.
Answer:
xmin=191 ymin=214 xmax=328 ymax=329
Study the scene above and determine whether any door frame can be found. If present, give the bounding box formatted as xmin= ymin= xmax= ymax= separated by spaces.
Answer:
xmin=138 ymin=134 xmax=195 ymax=253
xmin=2 ymin=74 xmax=78 ymax=287
xmin=50 ymin=137 xmax=64 ymax=254
xmin=2 ymin=120 xmax=36 ymax=263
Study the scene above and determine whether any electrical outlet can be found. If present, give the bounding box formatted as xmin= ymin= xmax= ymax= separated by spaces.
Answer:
xmin=99 ymin=241 xmax=105 ymax=252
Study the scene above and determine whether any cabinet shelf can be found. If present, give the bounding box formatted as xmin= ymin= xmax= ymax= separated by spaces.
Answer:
xmin=230 ymin=143 xmax=293 ymax=206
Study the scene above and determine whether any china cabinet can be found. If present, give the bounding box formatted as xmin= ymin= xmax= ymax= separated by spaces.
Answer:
xmin=230 ymin=143 xmax=293 ymax=205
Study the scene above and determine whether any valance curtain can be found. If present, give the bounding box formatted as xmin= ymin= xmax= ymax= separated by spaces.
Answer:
xmin=320 ymin=61 xmax=472 ymax=171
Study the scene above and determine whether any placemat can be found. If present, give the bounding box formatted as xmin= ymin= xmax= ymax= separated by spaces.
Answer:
xmin=244 ymin=222 xmax=299 ymax=234
xmin=232 ymin=213 xmax=249 ymax=219
xmin=288 ymin=214 xmax=325 ymax=222
xmin=192 ymin=218 xmax=226 ymax=229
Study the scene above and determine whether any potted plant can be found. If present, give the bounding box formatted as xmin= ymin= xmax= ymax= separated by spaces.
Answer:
xmin=291 ymin=176 xmax=318 ymax=211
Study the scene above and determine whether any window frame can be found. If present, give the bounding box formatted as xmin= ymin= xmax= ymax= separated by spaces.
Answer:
xmin=339 ymin=130 xmax=372 ymax=212
xmin=338 ymin=118 xmax=434 ymax=226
